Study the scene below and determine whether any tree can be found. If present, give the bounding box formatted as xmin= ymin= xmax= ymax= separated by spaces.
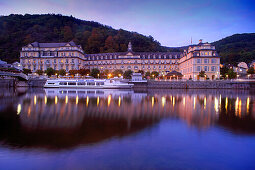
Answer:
xmin=137 ymin=70 xmax=144 ymax=75
xmin=78 ymin=68 xmax=90 ymax=76
xmin=145 ymin=71 xmax=150 ymax=78
xmin=199 ymin=70 xmax=206 ymax=77
xmin=58 ymin=69 xmax=66 ymax=76
xmin=35 ymin=69 xmax=43 ymax=75
xmin=90 ymin=68 xmax=100 ymax=78
xmin=45 ymin=67 xmax=55 ymax=77
xmin=123 ymin=70 xmax=133 ymax=79
xmin=22 ymin=68 xmax=32 ymax=75
xmin=247 ymin=67 xmax=255 ymax=74
xmin=226 ymin=68 xmax=237 ymax=79
xmin=220 ymin=65 xmax=229 ymax=78
xmin=69 ymin=70 xmax=78 ymax=76
xmin=113 ymin=69 xmax=123 ymax=77
xmin=151 ymin=71 xmax=159 ymax=79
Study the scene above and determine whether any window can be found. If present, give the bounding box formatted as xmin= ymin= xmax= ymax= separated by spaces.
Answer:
xmin=204 ymin=59 xmax=209 ymax=63
xmin=68 ymin=82 xmax=76 ymax=85
xmin=78 ymin=82 xmax=86 ymax=85
xmin=196 ymin=66 xmax=201 ymax=72
xmin=204 ymin=66 xmax=209 ymax=71
xmin=134 ymin=66 xmax=138 ymax=69
xmin=211 ymin=59 xmax=217 ymax=63
xmin=197 ymin=59 xmax=201 ymax=63
xmin=211 ymin=66 xmax=216 ymax=71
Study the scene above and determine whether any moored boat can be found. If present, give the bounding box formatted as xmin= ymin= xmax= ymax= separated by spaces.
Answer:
xmin=44 ymin=78 xmax=134 ymax=89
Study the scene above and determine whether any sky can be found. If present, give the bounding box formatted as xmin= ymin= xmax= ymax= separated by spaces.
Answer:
xmin=0 ymin=0 xmax=255 ymax=47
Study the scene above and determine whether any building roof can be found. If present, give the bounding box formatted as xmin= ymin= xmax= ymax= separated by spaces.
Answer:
xmin=166 ymin=71 xmax=183 ymax=77
xmin=27 ymin=41 xmax=80 ymax=48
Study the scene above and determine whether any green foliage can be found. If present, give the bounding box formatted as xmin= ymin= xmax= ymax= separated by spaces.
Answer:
xmin=90 ymin=68 xmax=100 ymax=78
xmin=247 ymin=67 xmax=255 ymax=74
xmin=137 ymin=70 xmax=144 ymax=75
xmin=112 ymin=69 xmax=123 ymax=77
xmin=123 ymin=70 xmax=133 ymax=79
xmin=69 ymin=70 xmax=78 ymax=76
xmin=45 ymin=67 xmax=55 ymax=77
xmin=220 ymin=65 xmax=229 ymax=78
xmin=58 ymin=69 xmax=66 ymax=76
xmin=199 ymin=70 xmax=206 ymax=77
xmin=78 ymin=68 xmax=90 ymax=76
xmin=212 ymin=33 xmax=255 ymax=64
xmin=151 ymin=71 xmax=159 ymax=79
xmin=22 ymin=68 xmax=32 ymax=75
xmin=0 ymin=14 xmax=170 ymax=63
xmin=145 ymin=71 xmax=150 ymax=77
xmin=225 ymin=68 xmax=237 ymax=79
xmin=35 ymin=69 xmax=43 ymax=75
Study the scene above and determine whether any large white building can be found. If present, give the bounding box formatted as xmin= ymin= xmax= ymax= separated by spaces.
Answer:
xmin=20 ymin=40 xmax=221 ymax=80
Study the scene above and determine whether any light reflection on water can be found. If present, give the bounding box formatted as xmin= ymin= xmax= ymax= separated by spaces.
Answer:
xmin=0 ymin=88 xmax=255 ymax=169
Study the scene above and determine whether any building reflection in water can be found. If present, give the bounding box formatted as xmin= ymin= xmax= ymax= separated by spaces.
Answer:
xmin=0 ymin=88 xmax=255 ymax=149
xmin=12 ymin=89 xmax=255 ymax=129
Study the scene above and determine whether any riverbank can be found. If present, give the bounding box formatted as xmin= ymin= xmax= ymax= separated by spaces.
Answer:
xmin=1 ymin=78 xmax=255 ymax=89
xmin=133 ymin=80 xmax=255 ymax=90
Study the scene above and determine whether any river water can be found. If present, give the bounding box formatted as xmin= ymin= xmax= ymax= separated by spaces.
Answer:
xmin=0 ymin=88 xmax=255 ymax=169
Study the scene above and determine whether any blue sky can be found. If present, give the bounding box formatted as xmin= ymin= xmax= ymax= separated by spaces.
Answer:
xmin=0 ymin=0 xmax=254 ymax=46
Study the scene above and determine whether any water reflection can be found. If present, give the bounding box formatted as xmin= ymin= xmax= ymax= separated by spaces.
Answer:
xmin=0 ymin=88 xmax=255 ymax=150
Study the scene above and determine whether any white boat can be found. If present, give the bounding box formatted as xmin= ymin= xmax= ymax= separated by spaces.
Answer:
xmin=44 ymin=78 xmax=134 ymax=89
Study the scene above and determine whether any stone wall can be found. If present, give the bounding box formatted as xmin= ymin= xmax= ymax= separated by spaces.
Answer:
xmin=134 ymin=80 xmax=255 ymax=90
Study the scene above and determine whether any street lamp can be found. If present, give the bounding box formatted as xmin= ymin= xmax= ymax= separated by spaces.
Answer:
xmin=98 ymin=74 xmax=100 ymax=79
xmin=118 ymin=74 xmax=121 ymax=77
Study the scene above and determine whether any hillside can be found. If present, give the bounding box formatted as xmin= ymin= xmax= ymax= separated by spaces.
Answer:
xmin=212 ymin=33 xmax=255 ymax=65
xmin=0 ymin=14 xmax=173 ymax=63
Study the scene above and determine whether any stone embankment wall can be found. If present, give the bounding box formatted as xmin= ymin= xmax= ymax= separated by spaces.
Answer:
xmin=0 ymin=78 xmax=47 ymax=87
xmin=0 ymin=78 xmax=15 ymax=87
xmin=134 ymin=80 xmax=255 ymax=89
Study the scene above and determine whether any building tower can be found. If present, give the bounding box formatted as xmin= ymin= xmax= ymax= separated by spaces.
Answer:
xmin=128 ymin=42 xmax=132 ymax=52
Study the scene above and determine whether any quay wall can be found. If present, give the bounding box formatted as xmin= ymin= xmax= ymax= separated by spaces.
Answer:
xmin=134 ymin=80 xmax=255 ymax=90
xmin=0 ymin=78 xmax=46 ymax=87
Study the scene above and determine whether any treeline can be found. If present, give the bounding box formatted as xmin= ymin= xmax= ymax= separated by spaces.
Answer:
xmin=0 ymin=14 xmax=171 ymax=63
xmin=212 ymin=33 xmax=255 ymax=65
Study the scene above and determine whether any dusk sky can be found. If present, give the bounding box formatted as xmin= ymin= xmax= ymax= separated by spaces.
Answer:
xmin=0 ymin=0 xmax=254 ymax=47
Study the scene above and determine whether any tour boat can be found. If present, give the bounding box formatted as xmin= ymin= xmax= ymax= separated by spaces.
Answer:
xmin=44 ymin=78 xmax=134 ymax=89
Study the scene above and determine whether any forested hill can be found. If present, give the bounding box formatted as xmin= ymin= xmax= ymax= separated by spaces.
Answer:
xmin=212 ymin=33 xmax=255 ymax=65
xmin=0 ymin=14 xmax=172 ymax=63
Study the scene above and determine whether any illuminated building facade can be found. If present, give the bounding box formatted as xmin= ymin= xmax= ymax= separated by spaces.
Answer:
xmin=20 ymin=40 xmax=220 ymax=80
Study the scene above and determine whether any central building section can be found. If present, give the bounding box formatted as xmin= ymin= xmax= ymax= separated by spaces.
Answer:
xmin=85 ymin=42 xmax=181 ymax=73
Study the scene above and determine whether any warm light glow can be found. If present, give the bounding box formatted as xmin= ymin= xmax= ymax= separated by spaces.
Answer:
xmin=118 ymin=96 xmax=121 ymax=107
xmin=86 ymin=96 xmax=89 ymax=106
xmin=76 ymin=95 xmax=79 ymax=105
xmin=108 ymin=95 xmax=111 ymax=106
xmin=238 ymin=99 xmax=242 ymax=117
xmin=65 ymin=95 xmax=68 ymax=104
xmin=204 ymin=97 xmax=206 ymax=109
xmin=235 ymin=97 xmax=239 ymax=116
xmin=173 ymin=96 xmax=175 ymax=107
xmin=28 ymin=106 xmax=31 ymax=117
xmin=97 ymin=96 xmax=100 ymax=106
xmin=183 ymin=97 xmax=186 ymax=106
xmin=108 ymin=74 xmax=112 ymax=78
xmin=214 ymin=97 xmax=219 ymax=113
xmin=225 ymin=97 xmax=228 ymax=112
xmin=247 ymin=97 xmax=250 ymax=113
xmin=55 ymin=96 xmax=58 ymax=104
xmin=161 ymin=96 xmax=166 ymax=107
xmin=17 ymin=104 xmax=21 ymax=115
xmin=193 ymin=96 xmax=196 ymax=109
xmin=34 ymin=95 xmax=37 ymax=105
xmin=152 ymin=96 xmax=154 ymax=108
xmin=44 ymin=96 xmax=47 ymax=104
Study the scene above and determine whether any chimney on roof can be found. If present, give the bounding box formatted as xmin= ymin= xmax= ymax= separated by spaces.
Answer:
xmin=199 ymin=39 xmax=203 ymax=44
